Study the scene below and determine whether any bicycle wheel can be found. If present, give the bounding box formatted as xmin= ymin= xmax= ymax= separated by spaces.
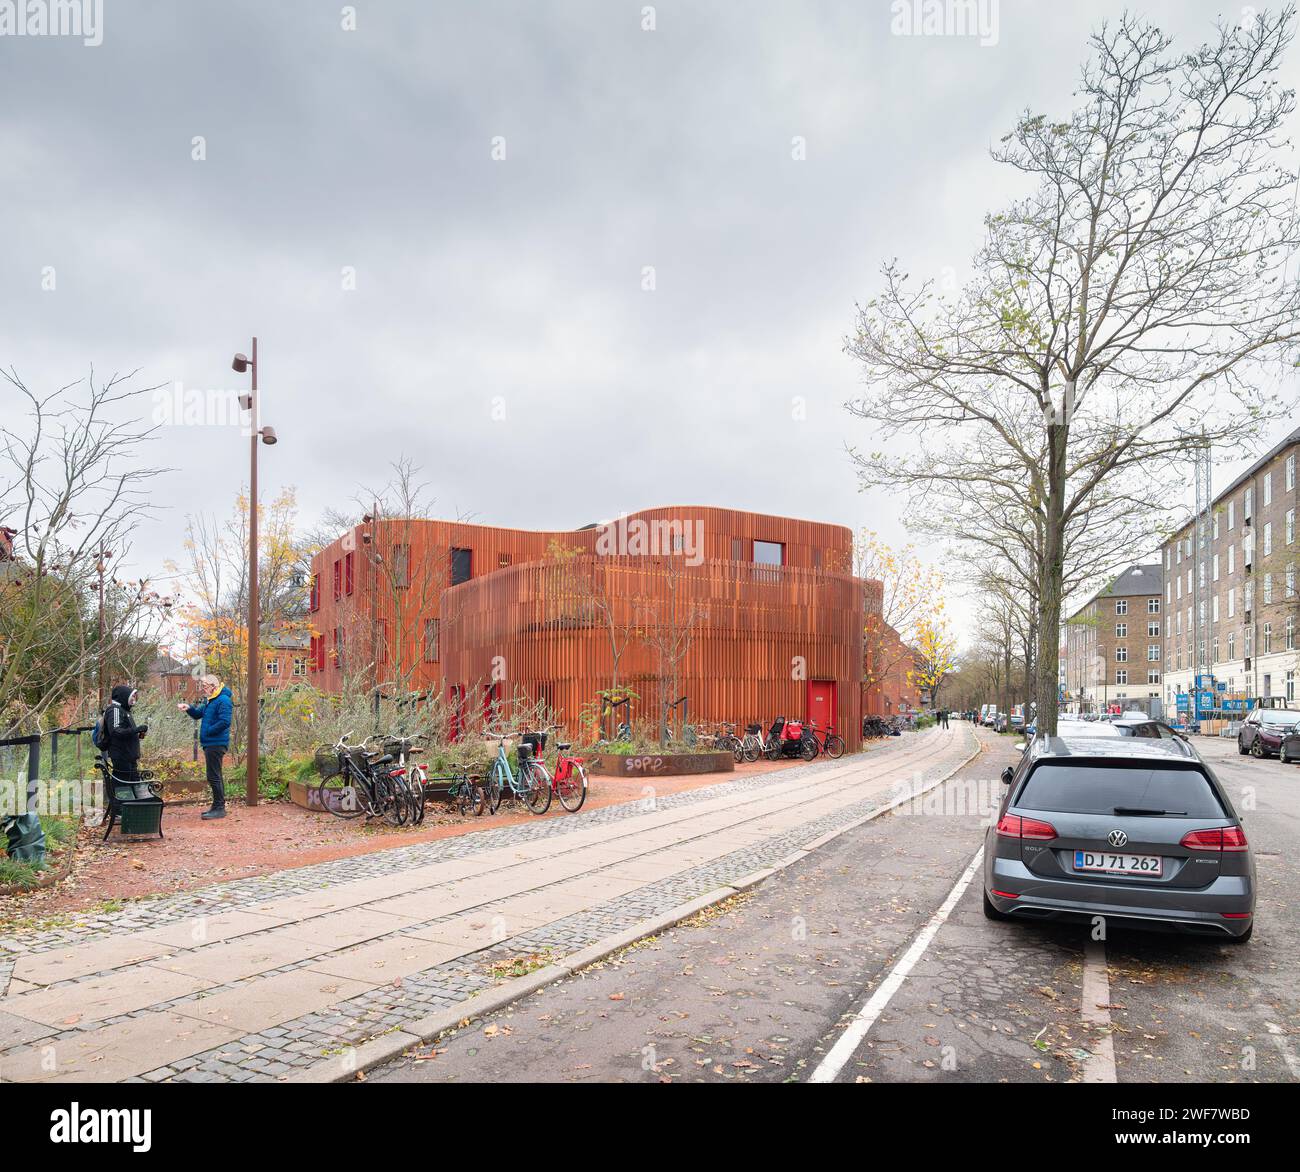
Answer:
xmin=800 ymin=738 xmax=818 ymax=762
xmin=743 ymin=738 xmax=761 ymax=764
xmin=825 ymin=735 xmax=846 ymax=759
xmin=557 ymin=763 xmax=587 ymax=813
xmin=485 ymin=761 xmax=505 ymax=814
xmin=524 ymin=761 xmax=552 ymax=815
xmin=314 ymin=778 xmax=365 ymax=819
xmin=407 ymin=766 xmax=427 ymax=825
xmin=376 ymin=772 xmax=408 ymax=826
xmin=456 ymin=775 xmax=485 ymax=817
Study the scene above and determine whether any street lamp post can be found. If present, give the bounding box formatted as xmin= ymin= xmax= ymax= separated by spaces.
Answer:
xmin=232 ymin=339 xmax=278 ymax=807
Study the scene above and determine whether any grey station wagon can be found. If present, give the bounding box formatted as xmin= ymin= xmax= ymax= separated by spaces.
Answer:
xmin=984 ymin=735 xmax=1256 ymax=941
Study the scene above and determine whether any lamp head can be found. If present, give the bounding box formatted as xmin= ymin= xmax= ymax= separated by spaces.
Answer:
xmin=260 ymin=426 xmax=278 ymax=446
xmin=232 ymin=353 xmax=250 ymax=373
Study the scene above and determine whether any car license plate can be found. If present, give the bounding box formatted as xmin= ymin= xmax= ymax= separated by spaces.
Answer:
xmin=1074 ymin=850 xmax=1163 ymax=876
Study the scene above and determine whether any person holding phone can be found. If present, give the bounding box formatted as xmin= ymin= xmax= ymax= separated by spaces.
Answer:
xmin=179 ymin=674 xmax=233 ymax=820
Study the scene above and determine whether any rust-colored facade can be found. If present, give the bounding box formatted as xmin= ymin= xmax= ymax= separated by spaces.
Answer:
xmin=309 ymin=506 xmax=877 ymax=749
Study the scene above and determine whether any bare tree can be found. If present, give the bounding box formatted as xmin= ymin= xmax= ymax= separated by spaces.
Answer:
xmin=846 ymin=10 xmax=1300 ymax=735
xmin=0 ymin=368 xmax=173 ymax=734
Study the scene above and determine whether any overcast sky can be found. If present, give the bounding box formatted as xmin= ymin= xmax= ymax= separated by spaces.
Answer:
xmin=3 ymin=0 xmax=1297 ymax=646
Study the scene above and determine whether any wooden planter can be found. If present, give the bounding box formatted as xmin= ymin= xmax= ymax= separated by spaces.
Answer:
xmin=590 ymin=751 xmax=734 ymax=777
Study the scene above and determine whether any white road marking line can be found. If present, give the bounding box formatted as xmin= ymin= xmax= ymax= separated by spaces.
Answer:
xmin=1080 ymin=937 xmax=1117 ymax=1083
xmin=808 ymin=844 xmax=984 ymax=1084
xmin=1265 ymin=1021 xmax=1300 ymax=1081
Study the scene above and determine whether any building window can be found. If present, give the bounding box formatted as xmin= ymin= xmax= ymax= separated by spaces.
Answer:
xmin=1228 ymin=499 xmax=1235 ymax=530
xmin=1212 ymin=596 xmax=1219 ymax=623
xmin=265 ymin=659 xmax=279 ymax=676
xmin=334 ymin=627 xmax=344 ymax=669
xmin=1148 ymin=644 xmax=1160 ymax=662
xmin=376 ymin=619 xmax=388 ymax=664
xmin=1287 ymin=669 xmax=1296 ymax=703
xmin=1147 ymin=669 xmax=1160 ymax=685
xmin=310 ymin=573 xmax=320 ymax=612
xmin=1147 ymin=620 xmax=1159 ymax=637
xmin=424 ymin=618 xmax=439 ymax=663
xmin=1286 ymin=509 xmax=1295 ymax=546
xmin=1116 ymin=669 xmax=1128 ymax=685
xmin=1263 ymin=522 xmax=1273 ymax=557
xmin=1288 ymin=563 xmax=1297 ymax=597
xmin=1287 ymin=453 xmax=1296 ymax=492
xmin=392 ymin=544 xmax=410 ymax=588
xmin=1213 ymin=512 xmax=1220 ymax=540
xmin=1116 ymin=646 xmax=1128 ymax=662
xmin=1245 ymin=487 xmax=1254 ymax=522
xmin=1288 ymin=617 xmax=1296 ymax=652
xmin=344 ymin=551 xmax=355 ymax=595
xmin=754 ymin=540 xmax=785 ymax=566
xmin=1115 ymin=599 xmax=1128 ymax=615
xmin=1147 ymin=597 xmax=1159 ymax=613
xmin=1228 ymin=631 xmax=1236 ymax=659
xmin=1263 ymin=472 xmax=1273 ymax=507
xmin=450 ymin=547 xmax=472 ymax=586
xmin=731 ymin=537 xmax=745 ymax=562
xmin=1264 ymin=573 xmax=1273 ymax=605
xmin=293 ymin=656 xmax=306 ymax=677
xmin=1115 ymin=622 xmax=1127 ymax=638
xmin=1212 ymin=554 xmax=1219 ymax=581
xmin=332 ymin=559 xmax=342 ymax=600
xmin=1228 ymin=588 xmax=1235 ymax=618
xmin=1263 ymin=623 xmax=1273 ymax=654
xmin=498 ymin=552 xmax=512 ymax=568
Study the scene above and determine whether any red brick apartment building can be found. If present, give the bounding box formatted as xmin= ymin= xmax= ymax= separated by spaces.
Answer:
xmin=308 ymin=506 xmax=892 ymax=750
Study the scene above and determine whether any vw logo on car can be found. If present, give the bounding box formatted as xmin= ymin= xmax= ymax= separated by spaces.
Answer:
xmin=1107 ymin=829 xmax=1129 ymax=848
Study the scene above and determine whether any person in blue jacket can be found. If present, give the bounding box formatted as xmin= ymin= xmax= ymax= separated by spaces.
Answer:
xmin=179 ymin=674 xmax=233 ymax=820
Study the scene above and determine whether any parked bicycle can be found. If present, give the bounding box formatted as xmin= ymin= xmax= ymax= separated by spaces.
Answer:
xmin=808 ymin=721 xmax=846 ymax=759
xmin=483 ymin=730 xmax=551 ymax=815
xmin=542 ymin=725 xmax=589 ymax=813
xmin=313 ymin=733 xmax=407 ymax=825
xmin=379 ymin=734 xmax=427 ymax=826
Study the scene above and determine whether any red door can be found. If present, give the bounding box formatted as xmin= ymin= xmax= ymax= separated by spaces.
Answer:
xmin=807 ymin=680 xmax=837 ymax=735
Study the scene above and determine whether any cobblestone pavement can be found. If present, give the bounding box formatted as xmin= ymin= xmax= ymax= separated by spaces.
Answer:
xmin=0 ymin=725 xmax=977 ymax=1083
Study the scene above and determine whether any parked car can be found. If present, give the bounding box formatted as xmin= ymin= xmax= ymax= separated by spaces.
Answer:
xmin=1280 ymin=728 xmax=1300 ymax=765
xmin=1237 ymin=707 xmax=1300 ymax=759
xmin=984 ymin=734 xmax=1256 ymax=941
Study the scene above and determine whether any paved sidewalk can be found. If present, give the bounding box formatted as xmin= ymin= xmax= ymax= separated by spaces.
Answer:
xmin=0 ymin=725 xmax=975 ymax=1082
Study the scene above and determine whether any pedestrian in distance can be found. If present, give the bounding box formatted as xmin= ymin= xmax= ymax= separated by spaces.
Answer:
xmin=101 ymin=684 xmax=149 ymax=779
xmin=179 ymin=674 xmax=233 ymax=820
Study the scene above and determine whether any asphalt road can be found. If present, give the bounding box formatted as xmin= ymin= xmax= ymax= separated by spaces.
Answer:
xmin=370 ymin=726 xmax=1300 ymax=1084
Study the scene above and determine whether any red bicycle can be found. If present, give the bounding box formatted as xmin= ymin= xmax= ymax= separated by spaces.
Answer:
xmin=546 ymin=725 xmax=589 ymax=813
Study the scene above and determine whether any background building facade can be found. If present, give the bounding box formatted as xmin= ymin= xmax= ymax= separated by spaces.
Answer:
xmin=1062 ymin=563 xmax=1165 ymax=715
xmin=1161 ymin=428 xmax=1300 ymax=716
xmin=310 ymin=505 xmax=879 ymax=748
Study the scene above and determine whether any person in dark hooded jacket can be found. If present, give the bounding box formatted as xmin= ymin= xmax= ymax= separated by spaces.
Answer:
xmin=102 ymin=684 xmax=149 ymax=778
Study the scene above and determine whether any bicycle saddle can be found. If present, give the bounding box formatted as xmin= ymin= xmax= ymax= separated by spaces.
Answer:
xmin=556 ymin=742 xmax=572 ymax=751
xmin=370 ymin=753 xmax=394 ymax=767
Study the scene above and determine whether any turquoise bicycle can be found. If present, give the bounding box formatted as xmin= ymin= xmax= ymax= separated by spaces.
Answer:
xmin=483 ymin=731 xmax=551 ymax=815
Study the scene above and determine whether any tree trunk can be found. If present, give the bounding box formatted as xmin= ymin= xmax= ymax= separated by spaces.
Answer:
xmin=1035 ymin=424 xmax=1068 ymax=736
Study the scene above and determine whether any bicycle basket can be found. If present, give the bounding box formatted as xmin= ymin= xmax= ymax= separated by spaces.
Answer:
xmin=522 ymin=731 xmax=548 ymax=754
xmin=313 ymin=746 xmax=341 ymax=780
xmin=745 ymin=723 xmax=761 ymax=735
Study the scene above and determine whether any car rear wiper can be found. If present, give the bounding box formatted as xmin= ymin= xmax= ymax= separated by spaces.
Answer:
xmin=1112 ymin=807 xmax=1186 ymax=816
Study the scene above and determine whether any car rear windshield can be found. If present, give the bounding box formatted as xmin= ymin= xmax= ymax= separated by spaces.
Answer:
xmin=1018 ymin=763 xmax=1225 ymax=817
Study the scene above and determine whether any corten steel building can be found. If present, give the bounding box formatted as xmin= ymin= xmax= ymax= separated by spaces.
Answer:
xmin=308 ymin=506 xmax=877 ymax=750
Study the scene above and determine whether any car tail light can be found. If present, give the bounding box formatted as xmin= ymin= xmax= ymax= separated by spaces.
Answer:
xmin=1180 ymin=826 xmax=1249 ymax=852
xmin=995 ymin=814 xmax=1057 ymax=840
